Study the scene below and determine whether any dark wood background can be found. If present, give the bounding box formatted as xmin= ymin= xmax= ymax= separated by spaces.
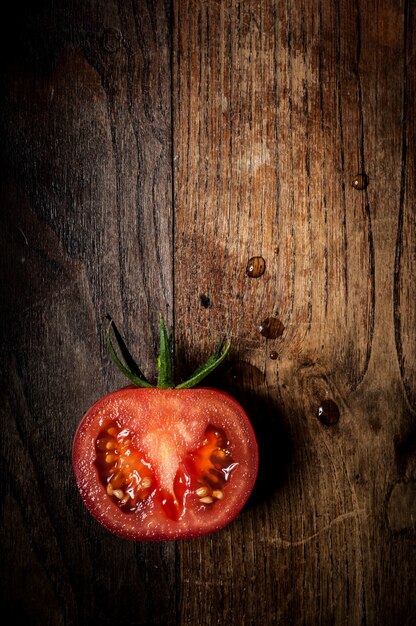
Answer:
xmin=1 ymin=1 xmax=415 ymax=624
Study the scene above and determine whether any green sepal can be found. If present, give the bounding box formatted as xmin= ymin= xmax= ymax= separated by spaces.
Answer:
xmin=106 ymin=316 xmax=230 ymax=390
xmin=157 ymin=316 xmax=174 ymax=388
xmin=106 ymin=318 xmax=153 ymax=388
xmin=176 ymin=338 xmax=231 ymax=389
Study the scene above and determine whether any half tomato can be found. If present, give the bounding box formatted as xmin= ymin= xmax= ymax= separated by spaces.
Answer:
xmin=72 ymin=319 xmax=258 ymax=540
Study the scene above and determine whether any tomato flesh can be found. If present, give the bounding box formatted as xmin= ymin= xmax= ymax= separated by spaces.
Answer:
xmin=73 ymin=388 xmax=258 ymax=540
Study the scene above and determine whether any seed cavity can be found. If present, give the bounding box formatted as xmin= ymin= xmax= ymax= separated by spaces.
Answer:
xmin=187 ymin=426 xmax=238 ymax=507
xmin=95 ymin=419 xmax=155 ymax=514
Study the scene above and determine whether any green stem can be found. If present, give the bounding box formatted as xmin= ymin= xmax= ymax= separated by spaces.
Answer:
xmin=176 ymin=339 xmax=231 ymax=389
xmin=106 ymin=319 xmax=153 ymax=388
xmin=106 ymin=316 xmax=230 ymax=390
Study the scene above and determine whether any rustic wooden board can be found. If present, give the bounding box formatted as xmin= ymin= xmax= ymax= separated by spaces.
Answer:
xmin=173 ymin=1 xmax=416 ymax=624
xmin=1 ymin=1 xmax=415 ymax=624
xmin=1 ymin=1 xmax=175 ymax=624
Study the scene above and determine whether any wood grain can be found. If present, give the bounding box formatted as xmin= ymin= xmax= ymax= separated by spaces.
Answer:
xmin=173 ymin=1 xmax=415 ymax=624
xmin=1 ymin=1 xmax=415 ymax=625
xmin=1 ymin=1 xmax=175 ymax=624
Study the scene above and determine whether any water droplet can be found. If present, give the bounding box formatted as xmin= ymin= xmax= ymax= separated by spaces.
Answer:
xmin=101 ymin=28 xmax=122 ymax=53
xmin=258 ymin=317 xmax=285 ymax=339
xmin=317 ymin=399 xmax=340 ymax=426
xmin=199 ymin=294 xmax=211 ymax=308
xmin=352 ymin=173 xmax=369 ymax=190
xmin=246 ymin=256 xmax=266 ymax=278
xmin=269 ymin=351 xmax=278 ymax=360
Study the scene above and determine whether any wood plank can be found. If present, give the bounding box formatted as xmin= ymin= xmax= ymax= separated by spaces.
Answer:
xmin=1 ymin=0 xmax=415 ymax=624
xmin=1 ymin=1 xmax=174 ymax=624
xmin=173 ymin=1 xmax=415 ymax=624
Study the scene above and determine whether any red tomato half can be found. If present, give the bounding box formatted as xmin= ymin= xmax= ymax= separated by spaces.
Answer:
xmin=73 ymin=387 xmax=258 ymax=540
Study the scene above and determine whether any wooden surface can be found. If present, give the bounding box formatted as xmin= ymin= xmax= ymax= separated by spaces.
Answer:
xmin=1 ymin=1 xmax=415 ymax=624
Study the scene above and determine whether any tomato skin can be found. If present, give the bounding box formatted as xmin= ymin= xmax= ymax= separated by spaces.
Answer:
xmin=73 ymin=387 xmax=258 ymax=540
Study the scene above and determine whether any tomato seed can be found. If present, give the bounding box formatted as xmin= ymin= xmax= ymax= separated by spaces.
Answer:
xmin=141 ymin=477 xmax=152 ymax=489
xmin=212 ymin=489 xmax=223 ymax=500
xmin=107 ymin=427 xmax=117 ymax=437
xmin=113 ymin=489 xmax=124 ymax=499
xmin=210 ymin=449 xmax=230 ymax=466
xmin=195 ymin=486 xmax=210 ymax=497
xmin=200 ymin=496 xmax=214 ymax=504
xmin=106 ymin=441 xmax=116 ymax=450
xmin=105 ymin=454 xmax=117 ymax=463
xmin=106 ymin=483 xmax=114 ymax=495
